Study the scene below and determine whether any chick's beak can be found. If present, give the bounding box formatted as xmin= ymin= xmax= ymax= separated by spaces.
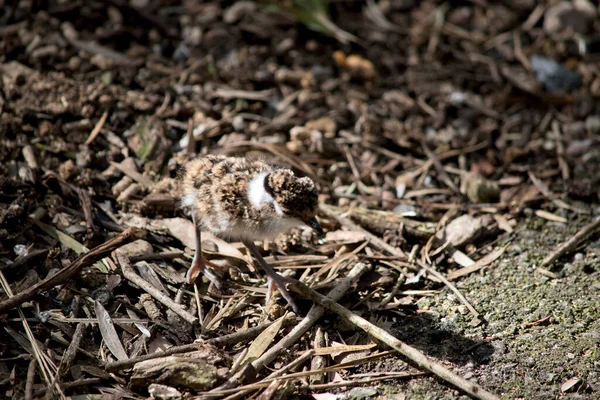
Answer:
xmin=305 ymin=216 xmax=324 ymax=236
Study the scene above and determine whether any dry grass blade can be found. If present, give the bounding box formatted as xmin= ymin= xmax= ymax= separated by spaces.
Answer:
xmin=447 ymin=243 xmax=509 ymax=281
xmin=0 ymin=227 xmax=146 ymax=314
xmin=84 ymin=109 xmax=109 ymax=145
xmin=0 ymin=268 xmax=61 ymax=395
xmin=104 ymin=314 xmax=298 ymax=372
xmin=208 ymin=262 xmax=371 ymax=395
xmin=94 ymin=300 xmax=129 ymax=361
xmin=416 ymin=260 xmax=480 ymax=320
xmin=239 ymin=313 xmax=288 ymax=366
xmin=31 ymin=218 xmax=89 ymax=254
xmin=304 ymin=343 xmax=376 ymax=356
xmin=207 ymin=351 xmax=399 ymax=397
xmin=31 ymin=217 xmax=107 ymax=272
xmin=307 ymin=371 xmax=429 ymax=390
xmin=115 ymin=250 xmax=198 ymax=325
xmin=539 ymin=216 xmax=600 ymax=270
xmin=109 ymin=160 xmax=154 ymax=189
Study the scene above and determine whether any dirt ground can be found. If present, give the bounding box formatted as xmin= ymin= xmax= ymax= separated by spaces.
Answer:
xmin=1 ymin=1 xmax=599 ymax=399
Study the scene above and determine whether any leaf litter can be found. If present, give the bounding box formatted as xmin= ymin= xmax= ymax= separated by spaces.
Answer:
xmin=1 ymin=1 xmax=599 ymax=399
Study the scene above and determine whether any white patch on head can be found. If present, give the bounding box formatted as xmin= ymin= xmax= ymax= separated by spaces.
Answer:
xmin=248 ymin=172 xmax=284 ymax=216
xmin=181 ymin=194 xmax=195 ymax=207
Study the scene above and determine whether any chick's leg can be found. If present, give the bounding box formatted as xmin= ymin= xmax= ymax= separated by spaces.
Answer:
xmin=243 ymin=240 xmax=299 ymax=314
xmin=186 ymin=213 xmax=223 ymax=290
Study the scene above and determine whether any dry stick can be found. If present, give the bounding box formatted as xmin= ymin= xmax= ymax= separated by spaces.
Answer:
xmin=77 ymin=187 xmax=95 ymax=233
xmin=206 ymin=262 xmax=372 ymax=396
xmin=221 ymin=350 xmax=316 ymax=400
xmin=415 ymin=260 xmax=480 ymax=319
xmin=0 ymin=228 xmax=146 ymax=314
xmin=288 ymin=280 xmax=500 ymax=400
xmin=104 ymin=315 xmax=298 ymax=372
xmin=84 ymin=109 xmax=109 ymax=145
xmin=321 ymin=204 xmax=480 ymax=320
xmin=129 ymin=251 xmax=185 ymax=263
xmin=1 ymin=248 xmax=49 ymax=272
xmin=45 ymin=322 xmax=88 ymax=399
xmin=421 ymin=138 xmax=461 ymax=195
xmin=33 ymin=378 xmax=104 ymax=398
xmin=203 ymin=351 xmax=396 ymax=397
xmin=24 ymin=359 xmax=37 ymax=400
xmin=539 ymin=216 xmax=600 ymax=270
xmin=306 ymin=372 xmax=428 ymax=390
xmin=115 ymin=251 xmax=198 ymax=325
xmin=319 ymin=204 xmax=408 ymax=259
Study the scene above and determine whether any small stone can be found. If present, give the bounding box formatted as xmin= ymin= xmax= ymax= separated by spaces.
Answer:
xmin=119 ymin=240 xmax=154 ymax=258
xmin=460 ymin=172 xmax=500 ymax=203
xmin=530 ymin=54 xmax=581 ymax=94
xmin=346 ymin=387 xmax=378 ymax=399
xmin=305 ymin=116 xmax=336 ymax=135
xmin=544 ymin=0 xmax=596 ymax=35
xmin=585 ymin=115 xmax=600 ymax=134
xmin=223 ymin=1 xmax=256 ymax=24
xmin=148 ymin=383 xmax=182 ymax=400
xmin=13 ymin=244 xmax=28 ymax=257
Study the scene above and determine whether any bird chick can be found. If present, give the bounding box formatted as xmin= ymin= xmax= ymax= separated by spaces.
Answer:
xmin=179 ymin=155 xmax=322 ymax=313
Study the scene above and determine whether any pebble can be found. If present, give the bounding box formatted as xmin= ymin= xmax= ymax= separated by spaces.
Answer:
xmin=223 ymin=1 xmax=256 ymax=24
xmin=118 ymin=240 xmax=154 ymax=258
xmin=585 ymin=115 xmax=600 ymax=134
xmin=544 ymin=0 xmax=596 ymax=35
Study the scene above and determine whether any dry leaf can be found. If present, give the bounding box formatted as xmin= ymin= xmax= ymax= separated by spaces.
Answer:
xmin=438 ymin=214 xmax=485 ymax=247
xmin=239 ymin=314 xmax=287 ymax=366
xmin=560 ymin=377 xmax=581 ymax=393
xmin=535 ymin=209 xmax=567 ymax=223
xmin=95 ymin=301 xmax=128 ymax=361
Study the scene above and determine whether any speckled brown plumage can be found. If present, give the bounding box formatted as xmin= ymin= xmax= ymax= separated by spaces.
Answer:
xmin=179 ymin=155 xmax=319 ymax=241
xmin=178 ymin=155 xmax=322 ymax=313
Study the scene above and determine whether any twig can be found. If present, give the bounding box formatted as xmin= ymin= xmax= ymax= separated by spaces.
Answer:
xmin=129 ymin=251 xmax=185 ymax=263
xmin=0 ymin=228 xmax=146 ymax=314
xmin=1 ymin=249 xmax=49 ymax=272
xmin=539 ymin=216 xmax=600 ymax=270
xmin=207 ymin=262 xmax=372 ymax=395
xmin=305 ymin=371 xmax=428 ymax=390
xmin=416 ymin=260 xmax=480 ymax=320
xmin=32 ymin=378 xmax=104 ymax=398
xmin=203 ymin=351 xmax=395 ymax=397
xmin=104 ymin=315 xmax=298 ymax=372
xmin=115 ymin=251 xmax=198 ymax=325
xmin=45 ymin=322 xmax=88 ymax=399
xmin=77 ymin=187 xmax=95 ymax=233
xmin=421 ymin=139 xmax=461 ymax=195
xmin=222 ymin=350 xmax=315 ymax=400
xmin=186 ymin=117 xmax=195 ymax=156
xmin=321 ymin=204 xmax=481 ymax=320
xmin=109 ymin=160 xmax=154 ymax=189
xmin=319 ymin=204 xmax=408 ymax=259
xmin=24 ymin=359 xmax=37 ymax=400
xmin=528 ymin=172 xmax=589 ymax=215
xmin=288 ymin=281 xmax=500 ymax=400
xmin=84 ymin=109 xmax=108 ymax=145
